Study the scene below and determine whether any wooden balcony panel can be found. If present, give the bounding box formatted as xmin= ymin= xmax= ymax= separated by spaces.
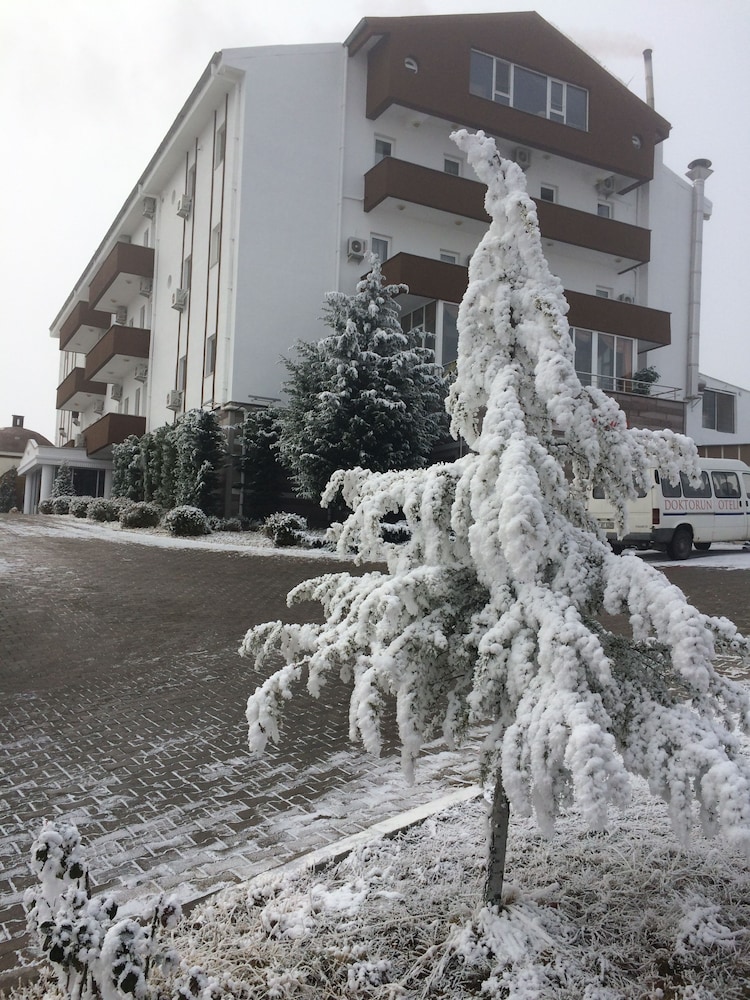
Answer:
xmin=56 ymin=367 xmax=107 ymax=411
xmin=59 ymin=301 xmax=112 ymax=353
xmin=89 ymin=243 xmax=155 ymax=311
xmin=85 ymin=326 xmax=150 ymax=382
xmin=365 ymin=158 xmax=650 ymax=262
xmin=612 ymin=392 xmax=685 ymax=433
xmin=85 ymin=413 xmax=147 ymax=458
xmin=381 ymin=252 xmax=469 ymax=303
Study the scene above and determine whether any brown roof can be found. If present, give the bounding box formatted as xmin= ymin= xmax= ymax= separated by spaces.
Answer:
xmin=0 ymin=425 xmax=53 ymax=456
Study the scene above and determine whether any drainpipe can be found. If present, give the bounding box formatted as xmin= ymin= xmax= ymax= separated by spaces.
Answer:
xmin=643 ymin=49 xmax=655 ymax=109
xmin=685 ymin=159 xmax=713 ymax=401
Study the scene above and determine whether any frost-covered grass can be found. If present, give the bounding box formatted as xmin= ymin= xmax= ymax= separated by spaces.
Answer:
xmin=8 ymin=761 xmax=750 ymax=999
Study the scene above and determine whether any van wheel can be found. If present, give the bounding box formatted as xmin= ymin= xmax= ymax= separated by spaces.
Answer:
xmin=694 ymin=542 xmax=711 ymax=552
xmin=611 ymin=544 xmax=624 ymax=555
xmin=667 ymin=527 xmax=693 ymax=560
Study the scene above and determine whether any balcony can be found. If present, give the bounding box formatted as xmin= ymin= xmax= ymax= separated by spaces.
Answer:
xmin=364 ymin=158 xmax=650 ymax=264
xmin=85 ymin=326 xmax=150 ymax=383
xmin=84 ymin=413 xmax=147 ymax=458
xmin=88 ymin=242 xmax=155 ymax=312
xmin=56 ymin=367 xmax=107 ymax=412
xmin=59 ymin=301 xmax=112 ymax=354
xmin=381 ymin=253 xmax=670 ymax=349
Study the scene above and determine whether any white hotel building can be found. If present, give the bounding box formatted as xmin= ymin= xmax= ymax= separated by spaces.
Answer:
xmin=23 ymin=11 xmax=739 ymax=510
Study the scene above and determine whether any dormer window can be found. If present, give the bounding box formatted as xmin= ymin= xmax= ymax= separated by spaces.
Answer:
xmin=470 ymin=49 xmax=588 ymax=131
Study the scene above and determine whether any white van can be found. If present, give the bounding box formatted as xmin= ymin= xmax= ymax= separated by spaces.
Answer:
xmin=589 ymin=458 xmax=750 ymax=560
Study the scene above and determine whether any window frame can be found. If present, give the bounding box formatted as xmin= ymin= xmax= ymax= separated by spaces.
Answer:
xmin=370 ymin=234 xmax=391 ymax=262
xmin=702 ymin=388 xmax=736 ymax=434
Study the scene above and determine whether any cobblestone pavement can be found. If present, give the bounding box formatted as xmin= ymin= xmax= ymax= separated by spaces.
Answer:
xmin=1 ymin=516 xmax=749 ymax=986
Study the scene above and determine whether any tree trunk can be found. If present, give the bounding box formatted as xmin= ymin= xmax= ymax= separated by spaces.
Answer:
xmin=484 ymin=770 xmax=510 ymax=907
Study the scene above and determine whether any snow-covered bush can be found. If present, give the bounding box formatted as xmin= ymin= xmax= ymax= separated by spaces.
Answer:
xmin=0 ymin=465 xmax=18 ymax=512
xmin=51 ymin=495 xmax=71 ymax=515
xmin=38 ymin=498 xmax=54 ymax=514
xmin=120 ymin=501 xmax=162 ymax=529
xmin=164 ymin=505 xmax=211 ymax=537
xmin=263 ymin=512 xmax=307 ymax=547
xmin=208 ymin=516 xmax=243 ymax=532
xmin=69 ymin=495 xmax=94 ymax=518
xmin=24 ymin=821 xmax=184 ymax=1000
xmin=241 ymin=130 xmax=750 ymax=906
xmin=86 ymin=498 xmax=120 ymax=523
xmin=51 ymin=462 xmax=75 ymax=498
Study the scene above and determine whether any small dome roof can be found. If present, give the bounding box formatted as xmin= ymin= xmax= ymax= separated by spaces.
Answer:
xmin=0 ymin=424 xmax=53 ymax=455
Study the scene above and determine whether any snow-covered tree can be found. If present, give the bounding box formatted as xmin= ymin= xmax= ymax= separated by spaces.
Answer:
xmin=111 ymin=435 xmax=144 ymax=501
xmin=173 ymin=408 xmax=226 ymax=514
xmin=241 ymin=407 xmax=287 ymax=516
xmin=0 ymin=466 xmax=18 ymax=512
xmin=149 ymin=424 xmax=178 ymax=510
xmin=240 ymin=131 xmax=750 ymax=905
xmin=277 ymin=261 xmax=449 ymax=503
xmin=51 ymin=461 xmax=75 ymax=497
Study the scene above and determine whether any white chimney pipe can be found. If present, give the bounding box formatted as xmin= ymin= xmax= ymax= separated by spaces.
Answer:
xmin=685 ymin=158 xmax=713 ymax=401
xmin=643 ymin=49 xmax=655 ymax=109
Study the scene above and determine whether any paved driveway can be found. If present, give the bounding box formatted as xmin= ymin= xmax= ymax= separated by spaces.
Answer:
xmin=1 ymin=516 xmax=748 ymax=984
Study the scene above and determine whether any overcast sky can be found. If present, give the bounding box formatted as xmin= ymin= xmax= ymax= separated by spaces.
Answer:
xmin=1 ymin=0 xmax=748 ymax=440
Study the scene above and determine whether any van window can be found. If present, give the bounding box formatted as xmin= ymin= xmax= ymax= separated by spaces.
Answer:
xmin=711 ymin=471 xmax=741 ymax=498
xmin=680 ymin=471 xmax=712 ymax=499
xmin=661 ymin=475 xmax=681 ymax=498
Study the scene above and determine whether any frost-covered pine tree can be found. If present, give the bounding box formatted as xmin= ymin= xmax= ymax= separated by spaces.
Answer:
xmin=111 ymin=435 xmax=145 ymax=501
xmin=0 ymin=466 xmax=18 ymax=512
xmin=51 ymin=461 xmax=75 ymax=497
xmin=277 ymin=260 xmax=449 ymax=503
xmin=173 ymin=408 xmax=226 ymax=514
xmin=241 ymin=131 xmax=750 ymax=904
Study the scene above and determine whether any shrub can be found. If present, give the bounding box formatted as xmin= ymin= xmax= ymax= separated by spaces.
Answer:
xmin=164 ymin=505 xmax=211 ymax=537
xmin=120 ymin=501 xmax=162 ymax=529
xmin=69 ymin=495 xmax=94 ymax=518
xmin=51 ymin=495 xmax=71 ymax=514
xmin=87 ymin=498 xmax=120 ymax=522
xmin=38 ymin=498 xmax=54 ymax=514
xmin=263 ymin=511 xmax=307 ymax=547
xmin=208 ymin=516 xmax=244 ymax=532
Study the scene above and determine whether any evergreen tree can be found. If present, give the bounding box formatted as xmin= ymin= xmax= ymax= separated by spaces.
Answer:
xmin=150 ymin=424 xmax=178 ymax=510
xmin=111 ymin=436 xmax=144 ymax=501
xmin=0 ymin=466 xmax=18 ymax=512
xmin=241 ymin=408 xmax=287 ymax=517
xmin=173 ymin=409 xmax=226 ymax=514
xmin=241 ymin=132 xmax=750 ymax=905
xmin=51 ymin=461 xmax=75 ymax=497
xmin=277 ymin=261 xmax=449 ymax=502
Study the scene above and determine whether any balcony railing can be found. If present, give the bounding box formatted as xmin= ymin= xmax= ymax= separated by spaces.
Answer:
xmin=85 ymin=326 xmax=150 ymax=382
xmin=84 ymin=413 xmax=147 ymax=457
xmin=56 ymin=368 xmax=107 ymax=412
xmin=59 ymin=301 xmax=112 ymax=354
xmin=88 ymin=242 xmax=155 ymax=311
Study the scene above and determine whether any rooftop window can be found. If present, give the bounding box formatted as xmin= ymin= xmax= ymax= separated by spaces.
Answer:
xmin=470 ymin=49 xmax=588 ymax=131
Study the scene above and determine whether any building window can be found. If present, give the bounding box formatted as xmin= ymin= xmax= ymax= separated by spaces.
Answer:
xmin=572 ymin=328 xmax=636 ymax=393
xmin=205 ymin=334 xmax=217 ymax=377
xmin=597 ymin=202 xmax=612 ymax=219
xmin=702 ymin=388 xmax=736 ymax=433
xmin=214 ymin=123 xmax=226 ymax=168
xmin=539 ymin=185 xmax=556 ymax=203
xmin=402 ymin=302 xmax=437 ymax=355
xmin=187 ymin=164 xmax=196 ymax=197
xmin=440 ymin=251 xmax=459 ymax=264
xmin=470 ymin=49 xmax=588 ymax=130
xmin=177 ymin=355 xmax=187 ymax=391
xmin=123 ymin=396 xmax=130 ymax=415
xmin=134 ymin=387 xmax=141 ymax=417
xmin=595 ymin=287 xmax=612 ymax=299
xmin=210 ymin=223 xmax=222 ymax=267
xmin=182 ymin=256 xmax=192 ymax=290
xmin=374 ymin=137 xmax=393 ymax=163
xmin=370 ymin=235 xmax=390 ymax=262
xmin=143 ymin=227 xmax=150 ymax=248
xmin=444 ymin=156 xmax=461 ymax=176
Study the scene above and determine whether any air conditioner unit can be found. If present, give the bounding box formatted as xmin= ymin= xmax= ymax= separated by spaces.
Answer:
xmin=139 ymin=279 xmax=153 ymax=298
xmin=142 ymin=196 xmax=156 ymax=219
xmin=346 ymin=237 xmax=367 ymax=261
xmin=596 ymin=175 xmax=616 ymax=197
xmin=110 ymin=383 xmax=123 ymax=401
xmin=514 ymin=147 xmax=532 ymax=169
xmin=115 ymin=306 xmax=127 ymax=326
xmin=93 ymin=400 xmax=104 ymax=414
xmin=617 ymin=294 xmax=634 ymax=304
xmin=171 ymin=288 xmax=188 ymax=311
xmin=134 ymin=364 xmax=149 ymax=382
xmin=166 ymin=389 xmax=184 ymax=411
xmin=176 ymin=195 xmax=192 ymax=219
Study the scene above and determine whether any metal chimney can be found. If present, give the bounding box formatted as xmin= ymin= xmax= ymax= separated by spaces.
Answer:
xmin=685 ymin=159 xmax=713 ymax=401
xmin=643 ymin=49 xmax=655 ymax=109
